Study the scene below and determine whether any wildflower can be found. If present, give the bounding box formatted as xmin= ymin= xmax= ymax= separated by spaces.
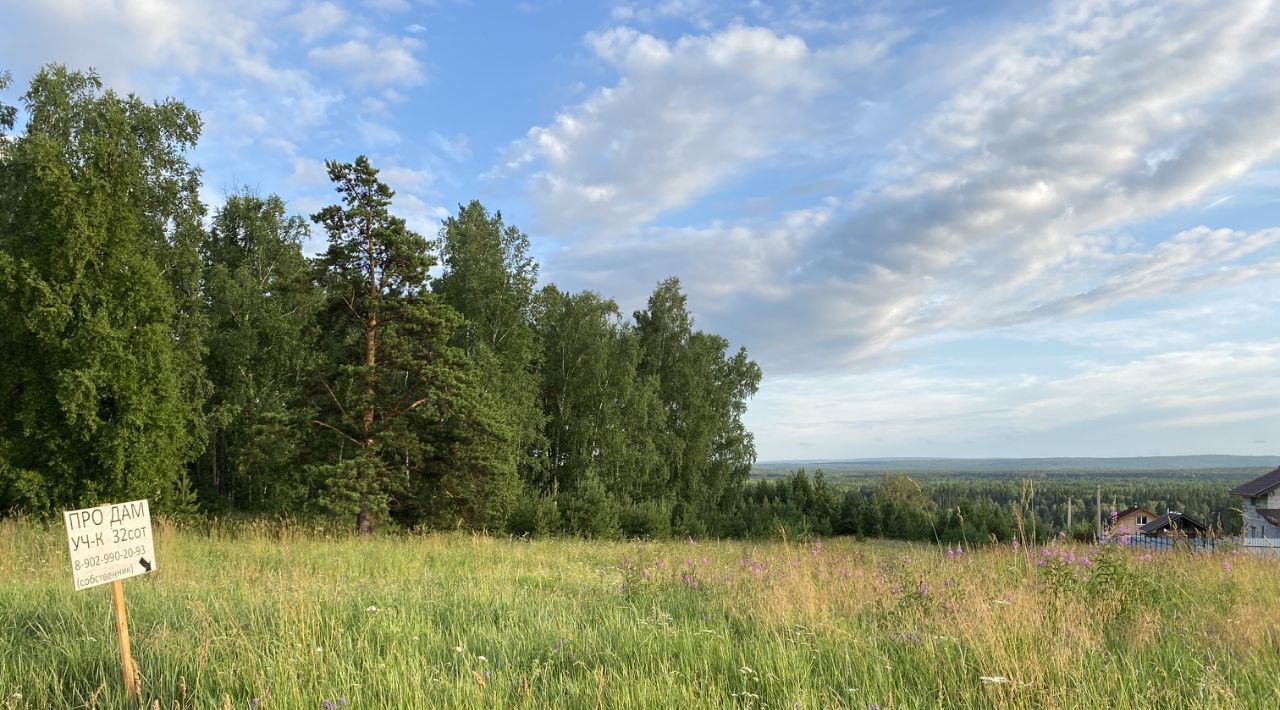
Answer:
xmin=476 ymin=656 xmax=488 ymax=663
xmin=322 ymin=701 xmax=335 ymax=710
xmin=1011 ymin=538 xmax=1020 ymax=551
xmin=250 ymin=700 xmax=261 ymax=708
xmin=1035 ymin=559 xmax=1045 ymax=568
xmin=338 ymin=700 xmax=348 ymax=707
xmin=1140 ymin=553 xmax=1152 ymax=562
xmin=1223 ymin=560 xmax=1233 ymax=572
xmin=687 ymin=537 xmax=696 ymax=545
xmin=365 ymin=605 xmax=379 ymax=613
xmin=918 ymin=581 xmax=929 ymax=597
xmin=955 ymin=545 xmax=963 ymax=558
xmin=1079 ymin=556 xmax=1091 ymax=567
xmin=980 ymin=675 xmax=1010 ymax=685
xmin=13 ymin=693 xmax=23 ymax=701
xmin=944 ymin=547 xmax=954 ymax=559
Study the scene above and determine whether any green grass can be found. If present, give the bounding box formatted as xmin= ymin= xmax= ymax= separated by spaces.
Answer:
xmin=1 ymin=520 xmax=1278 ymax=709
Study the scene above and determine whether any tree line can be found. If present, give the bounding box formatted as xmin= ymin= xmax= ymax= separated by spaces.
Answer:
xmin=734 ymin=470 xmax=1246 ymax=543
xmin=0 ymin=66 xmax=762 ymax=536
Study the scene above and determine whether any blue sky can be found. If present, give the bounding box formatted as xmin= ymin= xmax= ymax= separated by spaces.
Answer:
xmin=3 ymin=0 xmax=1279 ymax=460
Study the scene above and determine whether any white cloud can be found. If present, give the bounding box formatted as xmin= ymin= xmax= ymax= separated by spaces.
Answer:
xmin=747 ymin=341 xmax=1280 ymax=458
xmin=495 ymin=23 xmax=893 ymax=233
xmin=288 ymin=2 xmax=349 ymax=43
xmin=431 ymin=132 xmax=471 ymax=162
xmin=381 ymin=166 xmax=436 ymax=195
xmin=533 ymin=0 xmax=1280 ymax=378
xmin=309 ymin=37 xmax=426 ymax=86
xmin=288 ymin=157 xmax=333 ymax=188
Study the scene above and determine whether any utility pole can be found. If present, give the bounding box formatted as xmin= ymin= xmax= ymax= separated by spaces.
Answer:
xmin=1067 ymin=497 xmax=1073 ymax=532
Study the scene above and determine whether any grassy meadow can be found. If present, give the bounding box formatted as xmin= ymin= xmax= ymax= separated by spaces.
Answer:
xmin=2 ymin=520 xmax=1278 ymax=709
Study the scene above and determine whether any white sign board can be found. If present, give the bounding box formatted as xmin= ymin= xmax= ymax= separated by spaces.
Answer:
xmin=63 ymin=499 xmax=156 ymax=591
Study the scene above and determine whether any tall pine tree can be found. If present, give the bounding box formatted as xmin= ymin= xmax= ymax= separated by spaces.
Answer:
xmin=310 ymin=158 xmax=517 ymax=532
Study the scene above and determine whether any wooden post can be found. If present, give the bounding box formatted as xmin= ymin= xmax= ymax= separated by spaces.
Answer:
xmin=110 ymin=580 xmax=140 ymax=699
xmin=1096 ymin=486 xmax=1102 ymax=541
xmin=1066 ymin=497 xmax=1072 ymax=532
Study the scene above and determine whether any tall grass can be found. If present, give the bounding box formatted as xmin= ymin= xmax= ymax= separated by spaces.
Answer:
xmin=1 ymin=518 xmax=1277 ymax=708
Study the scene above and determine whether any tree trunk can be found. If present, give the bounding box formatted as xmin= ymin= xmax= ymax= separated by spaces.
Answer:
xmin=358 ymin=220 xmax=378 ymax=535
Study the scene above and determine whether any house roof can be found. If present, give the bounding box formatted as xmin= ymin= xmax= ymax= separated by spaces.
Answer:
xmin=1116 ymin=506 xmax=1154 ymax=518
xmin=1140 ymin=511 xmax=1209 ymax=535
xmin=1229 ymin=467 xmax=1280 ymax=497
xmin=1258 ymin=509 xmax=1280 ymax=527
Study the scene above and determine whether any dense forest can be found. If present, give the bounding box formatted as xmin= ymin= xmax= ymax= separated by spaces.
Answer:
xmin=0 ymin=66 xmax=761 ymax=536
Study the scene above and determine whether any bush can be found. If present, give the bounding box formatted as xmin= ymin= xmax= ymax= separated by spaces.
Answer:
xmin=619 ymin=500 xmax=672 ymax=539
xmin=559 ymin=475 xmax=619 ymax=538
xmin=507 ymin=495 xmax=560 ymax=537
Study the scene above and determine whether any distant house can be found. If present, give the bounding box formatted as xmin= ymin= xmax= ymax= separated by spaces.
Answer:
xmin=1114 ymin=506 xmax=1156 ymax=535
xmin=1138 ymin=512 xmax=1209 ymax=538
xmin=1230 ymin=466 xmax=1280 ymax=539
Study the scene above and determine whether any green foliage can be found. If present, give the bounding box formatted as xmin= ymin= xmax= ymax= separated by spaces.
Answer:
xmin=310 ymin=158 xmax=519 ymax=533
xmin=0 ymin=70 xmax=14 ymax=136
xmin=559 ymin=473 xmax=621 ymax=538
xmin=619 ymin=499 xmax=673 ymax=539
xmin=634 ymin=277 xmax=762 ymax=531
xmin=435 ymin=201 xmax=545 ymax=491
xmin=506 ymin=494 xmax=560 ymax=537
xmin=198 ymin=190 xmax=321 ymax=511
xmin=0 ymin=66 xmax=204 ymax=513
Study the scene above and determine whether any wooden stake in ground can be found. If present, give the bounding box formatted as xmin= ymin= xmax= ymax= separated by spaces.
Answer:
xmin=110 ymin=580 xmax=140 ymax=698
xmin=62 ymin=500 xmax=156 ymax=699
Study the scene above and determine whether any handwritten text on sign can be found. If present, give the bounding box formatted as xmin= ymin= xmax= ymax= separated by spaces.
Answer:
xmin=63 ymin=500 xmax=156 ymax=591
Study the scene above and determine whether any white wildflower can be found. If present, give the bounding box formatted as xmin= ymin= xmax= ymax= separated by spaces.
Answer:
xmin=476 ymin=656 xmax=488 ymax=663
xmin=980 ymin=675 xmax=1010 ymax=684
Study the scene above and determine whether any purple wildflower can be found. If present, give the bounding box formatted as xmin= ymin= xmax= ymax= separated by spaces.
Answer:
xmin=1140 ymin=553 xmax=1152 ymax=562
xmin=918 ymin=581 xmax=929 ymax=597
xmin=1110 ymin=510 xmax=1118 ymax=524
xmin=250 ymin=701 xmax=262 ymax=708
xmin=945 ymin=547 xmax=955 ymax=559
xmin=1223 ymin=560 xmax=1233 ymax=572
xmin=322 ymin=701 xmax=334 ymax=710
xmin=338 ymin=699 xmax=347 ymax=707
xmin=1011 ymin=538 xmax=1020 ymax=551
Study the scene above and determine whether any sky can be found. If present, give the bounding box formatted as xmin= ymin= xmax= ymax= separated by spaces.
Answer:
xmin=2 ymin=0 xmax=1279 ymax=461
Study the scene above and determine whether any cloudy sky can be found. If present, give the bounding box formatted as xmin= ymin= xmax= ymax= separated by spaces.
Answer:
xmin=3 ymin=0 xmax=1279 ymax=460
